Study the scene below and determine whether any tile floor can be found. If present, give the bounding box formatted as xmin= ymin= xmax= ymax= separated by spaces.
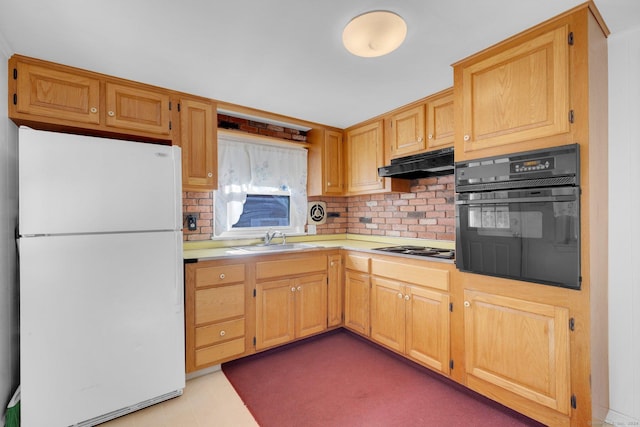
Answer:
xmin=102 ymin=369 xmax=258 ymax=427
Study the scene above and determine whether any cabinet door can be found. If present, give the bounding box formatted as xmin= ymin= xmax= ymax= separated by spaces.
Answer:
xmin=344 ymin=270 xmax=370 ymax=336
xmin=15 ymin=61 xmax=100 ymax=125
xmin=346 ymin=121 xmax=384 ymax=193
xmin=327 ymin=254 xmax=343 ymax=327
xmin=406 ymin=285 xmax=450 ymax=374
xmin=295 ymin=273 xmax=328 ymax=338
xmin=370 ymin=277 xmax=405 ymax=352
xmin=105 ymin=82 xmax=171 ymax=135
xmin=324 ymin=130 xmax=344 ymax=194
xmin=256 ymin=279 xmax=295 ymax=350
xmin=179 ymin=97 xmax=217 ymax=190
xmin=389 ymin=105 xmax=426 ymax=157
xmin=426 ymin=90 xmax=454 ymax=150
xmin=464 ymin=290 xmax=570 ymax=414
xmin=458 ymin=25 xmax=570 ymax=156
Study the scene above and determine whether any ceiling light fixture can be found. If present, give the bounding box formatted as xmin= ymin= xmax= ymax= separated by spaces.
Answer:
xmin=342 ymin=10 xmax=407 ymax=58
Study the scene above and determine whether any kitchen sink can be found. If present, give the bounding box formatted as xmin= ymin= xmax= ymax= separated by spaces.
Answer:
xmin=232 ymin=243 xmax=319 ymax=253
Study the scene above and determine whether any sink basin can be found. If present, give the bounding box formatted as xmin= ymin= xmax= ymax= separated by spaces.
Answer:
xmin=232 ymin=243 xmax=319 ymax=253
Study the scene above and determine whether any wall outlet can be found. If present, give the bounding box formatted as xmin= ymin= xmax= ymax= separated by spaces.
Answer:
xmin=307 ymin=224 xmax=317 ymax=235
xmin=186 ymin=214 xmax=197 ymax=231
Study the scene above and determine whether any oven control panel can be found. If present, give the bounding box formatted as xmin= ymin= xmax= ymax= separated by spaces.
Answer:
xmin=511 ymin=156 xmax=555 ymax=173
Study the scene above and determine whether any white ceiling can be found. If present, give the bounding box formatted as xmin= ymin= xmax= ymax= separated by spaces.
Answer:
xmin=1 ymin=0 xmax=639 ymax=129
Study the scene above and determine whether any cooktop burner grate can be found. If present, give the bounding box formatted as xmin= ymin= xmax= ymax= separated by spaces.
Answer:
xmin=373 ymin=246 xmax=455 ymax=259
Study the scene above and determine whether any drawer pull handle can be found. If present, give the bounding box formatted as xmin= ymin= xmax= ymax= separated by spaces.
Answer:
xmin=219 ymin=330 xmax=226 ymax=337
xmin=219 ymin=273 xmax=225 ymax=280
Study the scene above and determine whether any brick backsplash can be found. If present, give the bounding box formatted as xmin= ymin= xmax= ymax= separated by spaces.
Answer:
xmin=218 ymin=114 xmax=307 ymax=142
xmin=183 ymin=175 xmax=455 ymax=241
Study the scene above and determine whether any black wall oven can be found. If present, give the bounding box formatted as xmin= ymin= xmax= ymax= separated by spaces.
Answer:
xmin=455 ymin=144 xmax=580 ymax=289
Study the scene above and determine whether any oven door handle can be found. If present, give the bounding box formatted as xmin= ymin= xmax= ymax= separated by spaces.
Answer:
xmin=456 ymin=195 xmax=578 ymax=205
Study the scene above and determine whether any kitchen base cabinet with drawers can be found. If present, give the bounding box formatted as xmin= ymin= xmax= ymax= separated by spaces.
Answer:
xmin=184 ymin=259 xmax=252 ymax=373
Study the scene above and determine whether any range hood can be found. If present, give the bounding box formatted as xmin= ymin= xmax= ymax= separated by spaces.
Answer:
xmin=378 ymin=147 xmax=454 ymax=179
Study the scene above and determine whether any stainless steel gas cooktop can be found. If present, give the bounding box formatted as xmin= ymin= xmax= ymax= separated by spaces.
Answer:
xmin=372 ymin=246 xmax=455 ymax=260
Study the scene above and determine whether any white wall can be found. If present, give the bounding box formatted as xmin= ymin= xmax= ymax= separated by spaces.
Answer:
xmin=607 ymin=25 xmax=640 ymax=425
xmin=0 ymin=31 xmax=18 ymax=422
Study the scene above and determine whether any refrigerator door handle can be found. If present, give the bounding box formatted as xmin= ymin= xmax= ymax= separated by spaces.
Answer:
xmin=174 ymin=231 xmax=184 ymax=309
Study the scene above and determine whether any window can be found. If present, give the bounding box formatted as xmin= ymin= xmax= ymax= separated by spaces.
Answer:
xmin=232 ymin=193 xmax=290 ymax=228
xmin=214 ymin=133 xmax=307 ymax=238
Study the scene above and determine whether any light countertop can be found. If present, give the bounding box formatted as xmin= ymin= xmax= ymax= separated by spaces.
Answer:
xmin=183 ymin=233 xmax=455 ymax=262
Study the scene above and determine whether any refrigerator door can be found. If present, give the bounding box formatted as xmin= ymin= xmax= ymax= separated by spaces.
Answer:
xmin=19 ymin=127 xmax=182 ymax=235
xmin=19 ymin=231 xmax=185 ymax=427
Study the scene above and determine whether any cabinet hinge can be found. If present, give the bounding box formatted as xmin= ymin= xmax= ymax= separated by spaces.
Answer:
xmin=450 ymin=359 xmax=454 ymax=370
xmin=169 ymin=101 xmax=172 ymax=111
xmin=569 ymin=110 xmax=575 ymax=123
xmin=569 ymin=317 xmax=575 ymax=331
xmin=449 ymin=302 xmax=453 ymax=312
xmin=253 ymin=288 xmax=256 ymax=297
xmin=568 ymin=32 xmax=574 ymax=46
xmin=12 ymin=68 xmax=17 ymax=79
xmin=253 ymin=336 xmax=256 ymax=346
xmin=13 ymin=94 xmax=17 ymax=105
xmin=177 ymin=103 xmax=181 ymax=112
xmin=571 ymin=394 xmax=577 ymax=409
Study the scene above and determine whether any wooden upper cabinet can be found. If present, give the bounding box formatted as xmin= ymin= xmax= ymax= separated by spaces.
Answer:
xmin=346 ymin=120 xmax=385 ymax=193
xmin=9 ymin=55 xmax=173 ymax=142
xmin=105 ymin=82 xmax=171 ymax=136
xmin=425 ymin=89 xmax=454 ymax=150
xmin=454 ymin=24 xmax=571 ymax=160
xmin=13 ymin=60 xmax=100 ymax=125
xmin=324 ymin=130 xmax=344 ymax=195
xmin=178 ymin=97 xmax=217 ymax=190
xmin=388 ymin=104 xmax=426 ymax=158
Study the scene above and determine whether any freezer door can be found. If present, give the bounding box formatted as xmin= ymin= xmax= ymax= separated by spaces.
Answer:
xmin=19 ymin=127 xmax=182 ymax=235
xmin=19 ymin=231 xmax=185 ymax=427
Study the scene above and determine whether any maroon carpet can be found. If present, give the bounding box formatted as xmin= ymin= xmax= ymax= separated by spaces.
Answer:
xmin=222 ymin=330 xmax=546 ymax=427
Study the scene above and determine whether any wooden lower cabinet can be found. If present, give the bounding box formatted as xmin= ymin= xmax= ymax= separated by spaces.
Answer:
xmin=370 ymin=257 xmax=451 ymax=375
xmin=327 ymin=254 xmax=343 ymax=327
xmin=343 ymin=253 xmax=371 ymax=336
xmin=255 ymin=254 xmax=328 ymax=350
xmin=184 ymin=260 xmax=249 ymax=373
xmin=463 ymin=289 xmax=571 ymax=425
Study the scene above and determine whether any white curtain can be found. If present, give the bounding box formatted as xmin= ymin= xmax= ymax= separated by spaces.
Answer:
xmin=214 ymin=134 xmax=307 ymax=237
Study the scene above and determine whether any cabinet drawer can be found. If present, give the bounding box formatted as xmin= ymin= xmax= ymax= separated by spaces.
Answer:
xmin=195 ymin=338 xmax=245 ymax=367
xmin=195 ymin=264 xmax=245 ymax=288
xmin=345 ymin=254 xmax=370 ymax=273
xmin=195 ymin=318 xmax=245 ymax=348
xmin=372 ymin=259 xmax=449 ymax=291
xmin=256 ymin=255 xmax=327 ymax=280
xmin=195 ymin=284 xmax=245 ymax=324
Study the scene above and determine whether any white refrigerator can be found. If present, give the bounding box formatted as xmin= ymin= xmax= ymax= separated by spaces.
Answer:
xmin=17 ymin=127 xmax=185 ymax=427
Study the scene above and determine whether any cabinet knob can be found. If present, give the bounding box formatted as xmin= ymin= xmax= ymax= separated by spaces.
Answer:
xmin=330 ymin=261 xmax=335 ymax=267
xmin=397 ymin=293 xmax=404 ymax=299
xmin=291 ymin=287 xmax=296 ymax=292
xmin=428 ymin=134 xmax=433 ymax=139
xmin=219 ymin=273 xmax=225 ymax=280
xmin=417 ymin=136 xmax=423 ymax=142
xmin=327 ymin=181 xmax=331 ymax=186
xmin=207 ymin=172 xmax=213 ymax=178
xmin=405 ymin=294 xmax=410 ymax=301
xmin=464 ymin=301 xmax=471 ymax=308
xmin=108 ymin=111 xmax=115 ymax=117
xmin=219 ymin=330 xmax=226 ymax=337
xmin=463 ymin=135 xmax=470 ymax=141
xmin=297 ymin=286 xmax=302 ymax=292
xmin=90 ymin=107 xmax=98 ymax=114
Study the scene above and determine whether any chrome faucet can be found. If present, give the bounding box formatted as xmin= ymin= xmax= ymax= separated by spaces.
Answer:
xmin=264 ymin=230 xmax=286 ymax=245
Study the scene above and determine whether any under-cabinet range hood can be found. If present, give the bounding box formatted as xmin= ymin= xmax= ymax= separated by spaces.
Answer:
xmin=378 ymin=147 xmax=454 ymax=179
